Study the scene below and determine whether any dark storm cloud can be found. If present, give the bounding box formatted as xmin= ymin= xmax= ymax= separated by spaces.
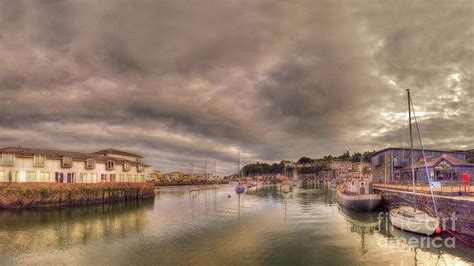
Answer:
xmin=0 ymin=0 xmax=472 ymax=174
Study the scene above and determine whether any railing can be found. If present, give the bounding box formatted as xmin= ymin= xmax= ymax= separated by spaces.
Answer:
xmin=374 ymin=181 xmax=472 ymax=195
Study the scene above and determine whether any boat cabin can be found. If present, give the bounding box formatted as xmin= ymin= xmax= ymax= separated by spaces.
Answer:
xmin=347 ymin=179 xmax=374 ymax=195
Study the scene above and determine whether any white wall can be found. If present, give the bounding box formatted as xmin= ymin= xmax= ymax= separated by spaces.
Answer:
xmin=0 ymin=156 xmax=149 ymax=183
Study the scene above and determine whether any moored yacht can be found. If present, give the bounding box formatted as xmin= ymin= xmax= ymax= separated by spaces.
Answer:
xmin=336 ymin=179 xmax=382 ymax=211
xmin=389 ymin=206 xmax=440 ymax=236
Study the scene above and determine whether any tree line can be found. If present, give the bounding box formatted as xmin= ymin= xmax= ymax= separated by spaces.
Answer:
xmin=241 ymin=150 xmax=375 ymax=176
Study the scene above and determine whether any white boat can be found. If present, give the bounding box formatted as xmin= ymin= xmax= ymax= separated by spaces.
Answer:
xmin=281 ymin=184 xmax=291 ymax=193
xmin=189 ymin=186 xmax=200 ymax=192
xmin=390 ymin=206 xmax=440 ymax=236
xmin=388 ymin=89 xmax=440 ymax=236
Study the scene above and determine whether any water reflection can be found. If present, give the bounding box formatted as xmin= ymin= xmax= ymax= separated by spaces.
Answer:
xmin=0 ymin=200 xmax=153 ymax=255
xmin=0 ymin=185 xmax=472 ymax=265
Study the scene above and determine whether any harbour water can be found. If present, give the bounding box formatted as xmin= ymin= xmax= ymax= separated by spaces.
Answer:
xmin=0 ymin=184 xmax=472 ymax=265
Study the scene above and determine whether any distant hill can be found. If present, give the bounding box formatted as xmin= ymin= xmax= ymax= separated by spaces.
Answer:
xmin=467 ymin=149 xmax=474 ymax=163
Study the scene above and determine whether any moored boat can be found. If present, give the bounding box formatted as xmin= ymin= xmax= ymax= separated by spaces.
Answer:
xmin=336 ymin=179 xmax=381 ymax=211
xmin=387 ymin=89 xmax=440 ymax=236
xmin=235 ymin=185 xmax=245 ymax=194
xmin=389 ymin=206 xmax=440 ymax=236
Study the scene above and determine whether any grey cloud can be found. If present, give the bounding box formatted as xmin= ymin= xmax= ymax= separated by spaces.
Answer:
xmin=0 ymin=0 xmax=472 ymax=174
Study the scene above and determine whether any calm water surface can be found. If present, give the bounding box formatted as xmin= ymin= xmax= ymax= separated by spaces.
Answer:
xmin=0 ymin=184 xmax=472 ymax=265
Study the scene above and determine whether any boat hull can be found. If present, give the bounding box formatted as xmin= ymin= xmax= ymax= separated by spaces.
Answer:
xmin=389 ymin=207 xmax=439 ymax=236
xmin=235 ymin=187 xmax=245 ymax=194
xmin=336 ymin=190 xmax=382 ymax=212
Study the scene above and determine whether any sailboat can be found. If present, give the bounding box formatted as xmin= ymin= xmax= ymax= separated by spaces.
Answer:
xmin=389 ymin=89 xmax=441 ymax=236
xmin=189 ymin=163 xmax=201 ymax=192
xmin=281 ymin=162 xmax=292 ymax=193
xmin=235 ymin=151 xmax=246 ymax=194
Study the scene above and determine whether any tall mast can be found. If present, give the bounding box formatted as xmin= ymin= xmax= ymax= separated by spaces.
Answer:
xmin=407 ymin=89 xmax=416 ymax=209
xmin=205 ymin=159 xmax=208 ymax=180
xmin=215 ymin=160 xmax=217 ymax=180
xmin=238 ymin=150 xmax=241 ymax=180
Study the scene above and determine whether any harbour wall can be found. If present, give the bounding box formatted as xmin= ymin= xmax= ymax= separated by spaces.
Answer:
xmin=376 ymin=187 xmax=474 ymax=237
xmin=0 ymin=182 xmax=155 ymax=209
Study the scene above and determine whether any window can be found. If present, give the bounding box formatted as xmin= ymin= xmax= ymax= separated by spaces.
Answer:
xmin=25 ymin=172 xmax=36 ymax=182
xmin=85 ymin=159 xmax=96 ymax=170
xmin=1 ymin=153 xmax=15 ymax=166
xmin=110 ymin=174 xmax=116 ymax=182
xmin=79 ymin=173 xmax=88 ymax=183
xmin=134 ymin=174 xmax=138 ymax=182
xmin=40 ymin=172 xmax=51 ymax=182
xmin=10 ymin=172 xmax=19 ymax=182
xmin=118 ymin=174 xmax=124 ymax=182
xmin=0 ymin=171 xmax=5 ymax=182
xmin=123 ymin=162 xmax=130 ymax=172
xmin=33 ymin=155 xmax=46 ymax=167
xmin=106 ymin=160 xmax=115 ymax=170
xmin=90 ymin=173 xmax=98 ymax=183
xmin=101 ymin=174 xmax=107 ymax=182
xmin=62 ymin=156 xmax=73 ymax=168
xmin=140 ymin=175 xmax=145 ymax=182
xmin=137 ymin=164 xmax=144 ymax=172
xmin=127 ymin=174 xmax=133 ymax=182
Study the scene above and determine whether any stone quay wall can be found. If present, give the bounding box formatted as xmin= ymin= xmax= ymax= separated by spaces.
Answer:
xmin=0 ymin=182 xmax=155 ymax=209
xmin=376 ymin=188 xmax=474 ymax=237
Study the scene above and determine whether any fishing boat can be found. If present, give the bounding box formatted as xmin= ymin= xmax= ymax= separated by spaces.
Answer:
xmin=389 ymin=89 xmax=440 ymax=236
xmin=336 ymin=179 xmax=381 ymax=211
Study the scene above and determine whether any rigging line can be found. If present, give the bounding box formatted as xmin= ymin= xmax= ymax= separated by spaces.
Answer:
xmin=409 ymin=96 xmax=440 ymax=219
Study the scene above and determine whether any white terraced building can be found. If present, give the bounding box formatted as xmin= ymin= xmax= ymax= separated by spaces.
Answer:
xmin=0 ymin=147 xmax=149 ymax=183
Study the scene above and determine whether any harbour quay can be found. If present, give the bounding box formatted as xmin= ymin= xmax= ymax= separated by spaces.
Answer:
xmin=370 ymin=147 xmax=474 ymax=238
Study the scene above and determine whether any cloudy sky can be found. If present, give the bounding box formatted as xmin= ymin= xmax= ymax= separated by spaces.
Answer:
xmin=0 ymin=0 xmax=472 ymax=175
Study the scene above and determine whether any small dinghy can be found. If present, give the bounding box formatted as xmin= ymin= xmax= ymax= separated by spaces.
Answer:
xmin=390 ymin=206 xmax=440 ymax=236
xmin=235 ymin=185 xmax=245 ymax=194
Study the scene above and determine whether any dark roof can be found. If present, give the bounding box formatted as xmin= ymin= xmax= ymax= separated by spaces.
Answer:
xmin=92 ymin=148 xmax=143 ymax=158
xmin=400 ymin=154 xmax=474 ymax=171
xmin=0 ymin=147 xmax=148 ymax=166
xmin=369 ymin=147 xmax=466 ymax=158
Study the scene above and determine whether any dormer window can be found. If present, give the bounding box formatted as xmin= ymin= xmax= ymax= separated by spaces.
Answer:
xmin=62 ymin=156 xmax=73 ymax=168
xmin=106 ymin=160 xmax=115 ymax=170
xmin=137 ymin=164 xmax=144 ymax=172
xmin=123 ymin=162 xmax=130 ymax=172
xmin=85 ymin=159 xmax=96 ymax=170
xmin=33 ymin=155 xmax=46 ymax=167
xmin=1 ymin=153 xmax=15 ymax=166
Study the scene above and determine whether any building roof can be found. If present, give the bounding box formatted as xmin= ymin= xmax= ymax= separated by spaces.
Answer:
xmin=0 ymin=147 xmax=148 ymax=166
xmin=401 ymin=154 xmax=474 ymax=171
xmin=369 ymin=147 xmax=466 ymax=158
xmin=92 ymin=148 xmax=144 ymax=158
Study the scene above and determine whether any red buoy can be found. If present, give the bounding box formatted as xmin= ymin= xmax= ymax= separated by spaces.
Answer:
xmin=434 ymin=227 xmax=442 ymax=234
